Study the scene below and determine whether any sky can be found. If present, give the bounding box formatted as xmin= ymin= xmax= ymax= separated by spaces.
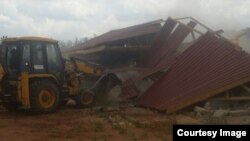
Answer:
xmin=0 ymin=0 xmax=249 ymax=41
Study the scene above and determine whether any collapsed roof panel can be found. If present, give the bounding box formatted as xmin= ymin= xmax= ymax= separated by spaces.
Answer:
xmin=142 ymin=18 xmax=197 ymax=68
xmin=138 ymin=32 xmax=250 ymax=113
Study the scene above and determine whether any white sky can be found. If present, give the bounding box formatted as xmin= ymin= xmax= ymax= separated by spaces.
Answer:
xmin=0 ymin=0 xmax=249 ymax=41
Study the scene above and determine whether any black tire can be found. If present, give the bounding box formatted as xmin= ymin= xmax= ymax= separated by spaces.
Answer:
xmin=2 ymin=102 xmax=20 ymax=112
xmin=75 ymin=89 xmax=95 ymax=108
xmin=30 ymin=80 xmax=59 ymax=113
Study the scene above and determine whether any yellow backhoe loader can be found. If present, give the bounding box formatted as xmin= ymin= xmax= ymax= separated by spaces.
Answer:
xmin=0 ymin=36 xmax=104 ymax=113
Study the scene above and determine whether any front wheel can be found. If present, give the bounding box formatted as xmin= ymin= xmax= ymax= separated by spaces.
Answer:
xmin=75 ymin=89 xmax=95 ymax=108
xmin=30 ymin=80 xmax=59 ymax=113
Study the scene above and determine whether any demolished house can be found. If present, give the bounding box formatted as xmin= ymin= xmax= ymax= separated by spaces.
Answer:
xmin=63 ymin=17 xmax=250 ymax=114
xmin=62 ymin=19 xmax=163 ymax=68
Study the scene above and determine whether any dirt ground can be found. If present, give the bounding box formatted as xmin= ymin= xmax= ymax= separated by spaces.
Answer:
xmin=0 ymin=105 xmax=250 ymax=141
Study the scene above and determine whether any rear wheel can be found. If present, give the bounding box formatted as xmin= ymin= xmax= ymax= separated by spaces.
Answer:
xmin=75 ymin=89 xmax=95 ymax=108
xmin=30 ymin=80 xmax=59 ymax=113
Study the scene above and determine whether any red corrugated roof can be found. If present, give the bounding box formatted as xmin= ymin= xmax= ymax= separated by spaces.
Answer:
xmin=138 ymin=32 xmax=250 ymax=113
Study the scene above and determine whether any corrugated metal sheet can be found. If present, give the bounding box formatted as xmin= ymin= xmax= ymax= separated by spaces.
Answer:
xmin=140 ymin=17 xmax=177 ymax=67
xmin=121 ymin=18 xmax=197 ymax=98
xmin=138 ymin=32 xmax=250 ymax=113
xmin=144 ymin=18 xmax=196 ymax=68
xmin=155 ymin=21 xmax=196 ymax=68
xmin=141 ymin=18 xmax=197 ymax=69
xmin=62 ymin=19 xmax=163 ymax=53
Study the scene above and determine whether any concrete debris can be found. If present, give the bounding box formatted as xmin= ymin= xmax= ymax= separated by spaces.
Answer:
xmin=67 ymin=99 xmax=76 ymax=106
xmin=103 ymin=107 xmax=121 ymax=112
xmin=228 ymin=110 xmax=250 ymax=116
xmin=194 ymin=106 xmax=213 ymax=116
xmin=213 ymin=110 xmax=229 ymax=118
xmin=107 ymin=114 xmax=133 ymax=128
xmin=135 ymin=79 xmax=154 ymax=96
xmin=194 ymin=106 xmax=250 ymax=117
xmin=107 ymin=85 xmax=123 ymax=102
xmin=203 ymin=102 xmax=212 ymax=110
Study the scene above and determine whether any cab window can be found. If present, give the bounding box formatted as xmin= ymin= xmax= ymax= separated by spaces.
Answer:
xmin=6 ymin=45 xmax=20 ymax=71
xmin=21 ymin=44 xmax=30 ymax=71
xmin=32 ymin=43 xmax=45 ymax=72
xmin=46 ymin=43 xmax=62 ymax=71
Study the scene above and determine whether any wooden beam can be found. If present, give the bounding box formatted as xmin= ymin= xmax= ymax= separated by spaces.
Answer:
xmin=217 ymin=97 xmax=250 ymax=101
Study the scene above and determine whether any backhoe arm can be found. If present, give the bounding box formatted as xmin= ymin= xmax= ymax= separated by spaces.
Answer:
xmin=74 ymin=61 xmax=102 ymax=75
xmin=65 ymin=58 xmax=102 ymax=76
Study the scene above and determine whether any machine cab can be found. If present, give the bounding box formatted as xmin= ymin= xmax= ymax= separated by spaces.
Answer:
xmin=0 ymin=37 xmax=64 ymax=81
